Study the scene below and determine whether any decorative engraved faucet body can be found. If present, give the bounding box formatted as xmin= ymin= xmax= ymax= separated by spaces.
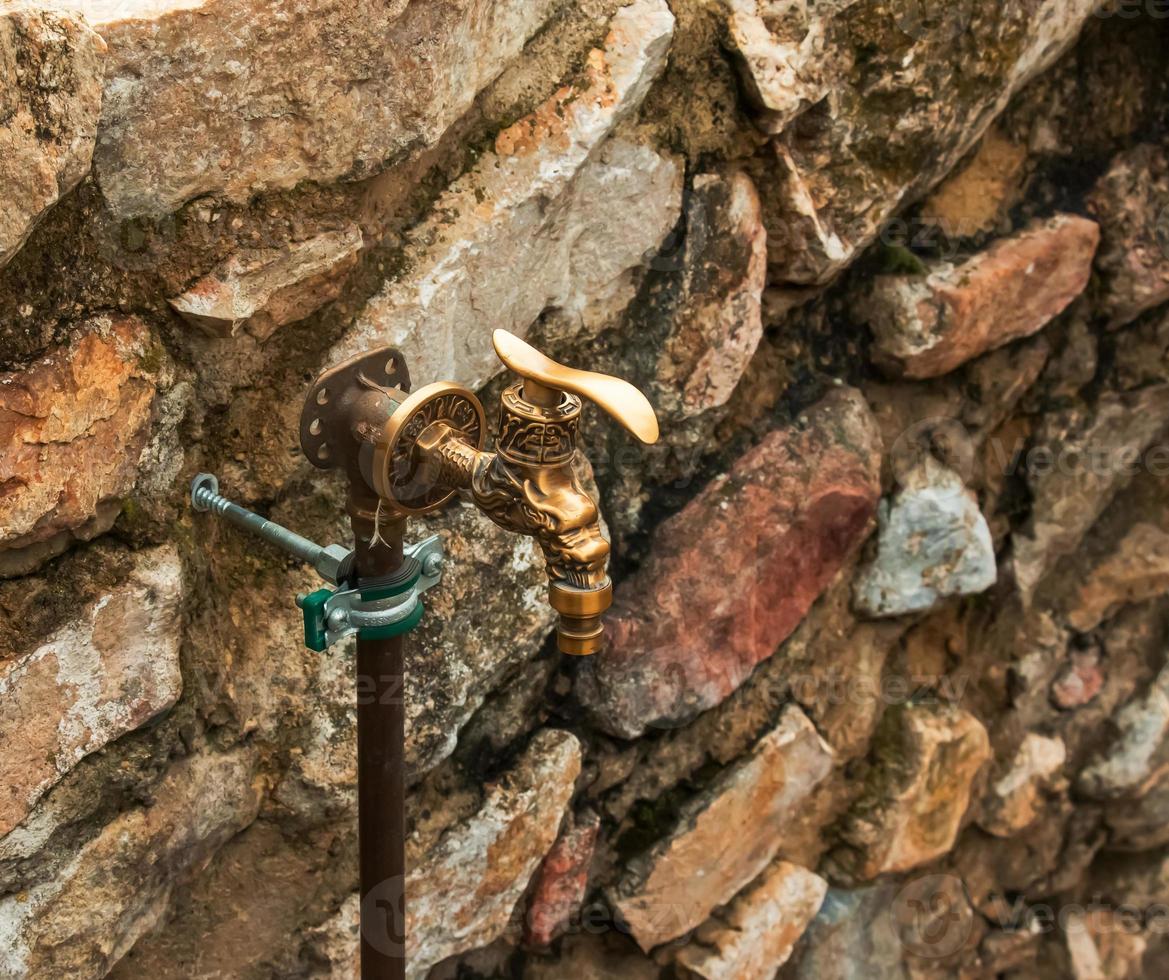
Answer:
xmin=372 ymin=330 xmax=660 ymax=655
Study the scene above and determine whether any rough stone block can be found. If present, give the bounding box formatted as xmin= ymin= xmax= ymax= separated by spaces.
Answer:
xmin=1066 ymin=522 xmax=1169 ymax=632
xmin=837 ymin=703 xmax=990 ymax=880
xmin=168 ymin=226 xmax=363 ymax=339
xmin=577 ymin=387 xmax=882 ymax=739
xmin=862 ymin=215 xmax=1100 ymax=380
xmin=85 ymin=0 xmax=562 ymax=218
xmin=720 ymin=0 xmax=861 ymax=135
xmin=333 ymin=0 xmax=680 ymax=391
xmin=0 ymin=316 xmax=164 ymax=577
xmin=1079 ymin=665 xmax=1169 ymax=801
xmin=979 ymin=733 xmax=1067 ymax=838
xmin=0 ymin=748 xmax=262 ymax=979
xmin=409 ymin=730 xmax=581 ymax=977
xmin=853 ymin=457 xmax=997 ymax=619
xmin=0 ymin=2 xmax=105 ymax=267
xmin=654 ymin=170 xmax=767 ymax=419
xmin=761 ymin=0 xmax=1102 ymax=287
xmin=612 ymin=706 xmax=834 ymax=950
xmin=0 ymin=546 xmax=183 ymax=838
xmin=1089 ymin=141 xmax=1169 ymax=329
xmin=1011 ymin=385 xmax=1169 ymax=601
xmin=673 ymin=860 xmax=828 ymax=980
xmin=524 ymin=811 xmax=600 ymax=949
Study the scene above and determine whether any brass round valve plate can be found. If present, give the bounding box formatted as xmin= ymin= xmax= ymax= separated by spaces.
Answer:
xmin=374 ymin=382 xmax=486 ymax=515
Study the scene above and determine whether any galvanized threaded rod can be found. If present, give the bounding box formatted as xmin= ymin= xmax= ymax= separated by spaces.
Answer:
xmin=190 ymin=473 xmax=350 ymax=584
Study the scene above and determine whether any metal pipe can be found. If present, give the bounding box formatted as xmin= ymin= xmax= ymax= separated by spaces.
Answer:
xmin=190 ymin=473 xmax=409 ymax=977
xmin=348 ymin=490 xmax=407 ymax=980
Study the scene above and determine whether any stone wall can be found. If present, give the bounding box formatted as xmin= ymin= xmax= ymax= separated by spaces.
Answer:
xmin=1 ymin=1 xmax=1169 ymax=977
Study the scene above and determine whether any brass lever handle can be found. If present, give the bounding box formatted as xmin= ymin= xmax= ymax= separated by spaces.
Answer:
xmin=492 ymin=330 xmax=660 ymax=445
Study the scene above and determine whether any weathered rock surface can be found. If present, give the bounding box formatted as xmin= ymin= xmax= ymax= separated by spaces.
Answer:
xmin=168 ymin=226 xmax=363 ymax=339
xmin=523 ymin=933 xmax=660 ymax=980
xmin=853 ymin=457 xmax=997 ymax=618
xmin=577 ymin=387 xmax=882 ymax=739
xmin=0 ymin=546 xmax=182 ymax=838
xmin=406 ymin=729 xmax=581 ymax=978
xmin=1079 ymin=666 xmax=1169 ymax=801
xmin=791 ymin=886 xmax=909 ymax=980
xmin=1065 ymin=908 xmax=1148 ymax=980
xmin=1066 ymin=522 xmax=1169 ymax=632
xmin=1051 ymin=647 xmax=1106 ymax=711
xmin=673 ymin=860 xmax=827 ymax=980
xmin=0 ymin=3 xmax=105 ymax=268
xmin=86 ymin=0 xmax=560 ymax=218
xmin=1011 ymin=385 xmax=1169 ymax=601
xmin=721 ymin=0 xmax=860 ymax=135
xmin=299 ymin=893 xmax=360 ymax=980
xmin=1104 ymin=771 xmax=1169 ymax=852
xmin=1089 ymin=141 xmax=1169 ymax=329
xmin=1113 ymin=306 xmax=1169 ymax=392
xmin=334 ymin=0 xmax=680 ymax=391
xmin=861 ymin=215 xmax=1099 ymax=379
xmin=2 ymin=3 xmax=1167 ymax=979
xmin=653 ymin=170 xmax=767 ymax=419
xmin=612 ymin=706 xmax=834 ymax=950
xmin=0 ymin=316 xmax=164 ymax=577
xmin=407 ymin=501 xmax=560 ymax=775
xmin=979 ymin=733 xmax=1067 ymax=838
xmin=0 ymin=748 xmax=262 ymax=979
xmin=524 ymin=811 xmax=600 ymax=949
xmin=300 ymin=732 xmax=582 ymax=977
xmin=837 ymin=703 xmax=990 ymax=880
xmin=795 ymin=875 xmax=979 ymax=974
xmin=762 ymin=0 xmax=1102 ymax=286
xmin=920 ymin=128 xmax=1029 ymax=238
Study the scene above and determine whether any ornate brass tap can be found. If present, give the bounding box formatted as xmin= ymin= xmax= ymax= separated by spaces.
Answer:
xmin=369 ymin=330 xmax=659 ymax=655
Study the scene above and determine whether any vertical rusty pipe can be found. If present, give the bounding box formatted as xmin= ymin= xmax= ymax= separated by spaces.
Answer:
xmin=349 ymin=489 xmax=407 ymax=980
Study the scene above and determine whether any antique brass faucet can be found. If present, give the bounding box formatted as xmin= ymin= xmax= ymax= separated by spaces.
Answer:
xmin=193 ymin=329 xmax=657 ymax=980
xmin=367 ymin=329 xmax=659 ymax=655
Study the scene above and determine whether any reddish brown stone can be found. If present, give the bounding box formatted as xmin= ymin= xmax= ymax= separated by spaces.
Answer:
xmin=524 ymin=812 xmax=601 ymax=949
xmin=0 ymin=316 xmax=161 ymax=576
xmin=1066 ymin=523 xmax=1169 ymax=632
xmin=576 ymin=387 xmax=882 ymax=739
xmin=862 ymin=214 xmax=1100 ymax=380
xmin=168 ymin=226 xmax=363 ymax=340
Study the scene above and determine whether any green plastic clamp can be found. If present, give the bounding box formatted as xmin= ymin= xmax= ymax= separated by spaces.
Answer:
xmin=296 ymin=566 xmax=427 ymax=652
xmin=357 ymin=600 xmax=425 ymax=640
xmin=298 ymin=588 xmax=333 ymax=653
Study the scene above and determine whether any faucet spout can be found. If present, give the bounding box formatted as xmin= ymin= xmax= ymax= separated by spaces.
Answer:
xmin=415 ymin=415 xmax=613 ymax=654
